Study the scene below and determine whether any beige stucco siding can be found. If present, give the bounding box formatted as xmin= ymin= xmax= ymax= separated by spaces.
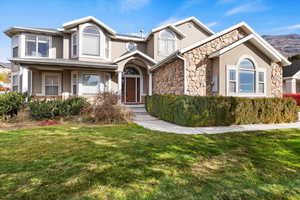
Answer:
xmin=52 ymin=36 xmax=63 ymax=59
xmin=110 ymin=39 xmax=146 ymax=60
xmin=218 ymin=42 xmax=272 ymax=96
xmin=176 ymin=22 xmax=210 ymax=49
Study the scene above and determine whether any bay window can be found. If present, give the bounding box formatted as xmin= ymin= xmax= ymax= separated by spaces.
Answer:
xmin=72 ymin=33 xmax=78 ymax=57
xmin=158 ymin=29 xmax=176 ymax=57
xmin=82 ymin=26 xmax=100 ymax=56
xmin=25 ymin=35 xmax=50 ymax=57
xmin=12 ymin=74 xmax=19 ymax=92
xmin=12 ymin=36 xmax=19 ymax=58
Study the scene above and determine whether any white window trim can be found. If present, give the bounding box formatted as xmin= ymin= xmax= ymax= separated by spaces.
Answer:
xmin=78 ymin=71 xmax=110 ymax=95
xmin=226 ymin=55 xmax=267 ymax=97
xmin=23 ymin=34 xmax=53 ymax=58
xmin=227 ymin=65 xmax=237 ymax=95
xmin=11 ymin=35 xmax=20 ymax=58
xmin=42 ymin=72 xmax=62 ymax=96
xmin=71 ymin=32 xmax=79 ymax=58
xmin=158 ymin=29 xmax=177 ymax=57
xmin=11 ymin=72 xmax=20 ymax=92
xmin=79 ymin=23 xmax=109 ymax=60
xmin=71 ymin=71 xmax=79 ymax=96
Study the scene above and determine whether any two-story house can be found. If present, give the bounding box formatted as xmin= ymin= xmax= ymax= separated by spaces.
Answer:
xmin=4 ymin=16 xmax=290 ymax=103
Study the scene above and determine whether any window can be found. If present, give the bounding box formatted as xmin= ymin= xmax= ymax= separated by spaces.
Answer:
xmin=25 ymin=35 xmax=50 ymax=57
xmin=105 ymin=37 xmax=110 ymax=59
xmin=124 ymin=67 xmax=140 ymax=75
xmin=82 ymin=26 xmax=100 ymax=56
xmin=80 ymin=74 xmax=102 ymax=94
xmin=12 ymin=75 xmax=18 ymax=92
xmin=12 ymin=36 xmax=19 ymax=58
xmin=72 ymin=33 xmax=78 ymax=57
xmin=239 ymin=59 xmax=255 ymax=93
xmin=258 ymin=71 xmax=265 ymax=93
xmin=72 ymin=73 xmax=78 ymax=96
xmin=158 ymin=29 xmax=176 ymax=57
xmin=45 ymin=74 xmax=60 ymax=96
xmin=229 ymin=69 xmax=237 ymax=93
xmin=127 ymin=42 xmax=137 ymax=52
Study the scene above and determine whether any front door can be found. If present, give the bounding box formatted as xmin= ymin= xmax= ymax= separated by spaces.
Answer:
xmin=126 ymin=78 xmax=136 ymax=103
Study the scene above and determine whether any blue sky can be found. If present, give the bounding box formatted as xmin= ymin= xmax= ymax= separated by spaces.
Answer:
xmin=0 ymin=0 xmax=299 ymax=62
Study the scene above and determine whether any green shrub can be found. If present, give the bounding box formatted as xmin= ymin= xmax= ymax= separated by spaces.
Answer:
xmin=29 ymin=97 xmax=89 ymax=120
xmin=145 ymin=95 xmax=298 ymax=127
xmin=0 ymin=92 xmax=26 ymax=120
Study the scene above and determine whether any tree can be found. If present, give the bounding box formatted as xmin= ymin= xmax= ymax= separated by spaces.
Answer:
xmin=288 ymin=54 xmax=300 ymax=62
xmin=0 ymin=73 xmax=10 ymax=83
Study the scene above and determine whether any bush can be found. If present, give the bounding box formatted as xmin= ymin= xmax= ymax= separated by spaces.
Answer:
xmin=81 ymin=92 xmax=132 ymax=124
xmin=29 ymin=97 xmax=88 ymax=120
xmin=283 ymin=94 xmax=300 ymax=106
xmin=0 ymin=92 xmax=26 ymax=120
xmin=146 ymin=95 xmax=298 ymax=127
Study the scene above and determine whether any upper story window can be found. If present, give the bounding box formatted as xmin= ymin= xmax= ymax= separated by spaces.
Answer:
xmin=25 ymin=35 xmax=50 ymax=57
xmin=72 ymin=33 xmax=78 ymax=57
xmin=12 ymin=36 xmax=19 ymax=58
xmin=158 ymin=29 xmax=176 ymax=57
xmin=82 ymin=26 xmax=100 ymax=56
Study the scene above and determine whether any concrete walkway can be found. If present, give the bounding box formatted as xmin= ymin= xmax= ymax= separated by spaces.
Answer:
xmin=127 ymin=105 xmax=300 ymax=135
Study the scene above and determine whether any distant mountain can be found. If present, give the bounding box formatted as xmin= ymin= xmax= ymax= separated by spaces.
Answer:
xmin=262 ymin=34 xmax=300 ymax=58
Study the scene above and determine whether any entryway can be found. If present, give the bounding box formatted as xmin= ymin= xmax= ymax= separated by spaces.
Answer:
xmin=122 ymin=66 xmax=142 ymax=104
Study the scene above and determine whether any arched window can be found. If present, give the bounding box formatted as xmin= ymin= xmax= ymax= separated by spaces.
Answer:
xmin=239 ymin=59 xmax=255 ymax=93
xmin=82 ymin=25 xmax=100 ymax=56
xmin=158 ymin=29 xmax=176 ymax=57
xmin=124 ymin=67 xmax=140 ymax=75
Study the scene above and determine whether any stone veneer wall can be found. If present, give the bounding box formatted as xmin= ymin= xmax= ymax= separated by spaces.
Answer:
xmin=152 ymin=59 xmax=184 ymax=95
xmin=271 ymin=62 xmax=283 ymax=97
xmin=182 ymin=28 xmax=246 ymax=96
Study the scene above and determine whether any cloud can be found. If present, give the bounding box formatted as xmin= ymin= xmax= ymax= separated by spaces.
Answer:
xmin=206 ymin=22 xmax=218 ymax=28
xmin=276 ymin=24 xmax=300 ymax=31
xmin=158 ymin=17 xmax=179 ymax=26
xmin=225 ymin=1 xmax=267 ymax=16
xmin=120 ymin=0 xmax=150 ymax=11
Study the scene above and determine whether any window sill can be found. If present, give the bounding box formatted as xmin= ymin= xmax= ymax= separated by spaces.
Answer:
xmin=228 ymin=93 xmax=267 ymax=98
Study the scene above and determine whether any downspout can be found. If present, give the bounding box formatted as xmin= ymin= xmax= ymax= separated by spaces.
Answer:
xmin=176 ymin=53 xmax=187 ymax=95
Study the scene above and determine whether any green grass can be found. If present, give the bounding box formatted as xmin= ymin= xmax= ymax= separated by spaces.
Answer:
xmin=1 ymin=125 xmax=300 ymax=200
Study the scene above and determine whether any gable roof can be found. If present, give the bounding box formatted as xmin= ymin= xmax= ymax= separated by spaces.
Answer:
xmin=283 ymin=60 xmax=300 ymax=78
xmin=173 ymin=17 xmax=215 ymax=35
xmin=62 ymin=16 xmax=117 ymax=35
xmin=209 ymin=34 xmax=286 ymax=63
xmin=180 ymin=22 xmax=290 ymax=66
xmin=114 ymin=50 xmax=157 ymax=65
xmin=145 ymin=16 xmax=214 ymax=41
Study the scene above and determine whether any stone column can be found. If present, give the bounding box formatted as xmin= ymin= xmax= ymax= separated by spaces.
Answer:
xmin=286 ymin=78 xmax=297 ymax=94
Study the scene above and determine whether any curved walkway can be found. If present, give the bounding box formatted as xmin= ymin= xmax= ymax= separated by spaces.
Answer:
xmin=130 ymin=106 xmax=300 ymax=134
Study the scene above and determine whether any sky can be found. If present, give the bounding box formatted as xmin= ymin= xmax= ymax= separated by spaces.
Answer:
xmin=0 ymin=0 xmax=299 ymax=62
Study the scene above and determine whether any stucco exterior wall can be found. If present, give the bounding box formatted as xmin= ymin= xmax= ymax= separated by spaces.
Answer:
xmin=152 ymin=59 xmax=184 ymax=95
xmin=176 ymin=22 xmax=210 ymax=49
xmin=218 ymin=42 xmax=272 ymax=96
xmin=110 ymin=39 xmax=146 ymax=60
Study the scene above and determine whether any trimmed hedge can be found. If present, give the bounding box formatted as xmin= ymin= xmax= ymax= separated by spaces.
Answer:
xmin=145 ymin=95 xmax=298 ymax=127
xmin=0 ymin=92 xmax=26 ymax=119
xmin=29 ymin=97 xmax=88 ymax=120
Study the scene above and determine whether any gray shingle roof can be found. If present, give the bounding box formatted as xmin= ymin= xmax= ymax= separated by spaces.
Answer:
xmin=0 ymin=62 xmax=11 ymax=68
xmin=283 ymin=60 xmax=300 ymax=77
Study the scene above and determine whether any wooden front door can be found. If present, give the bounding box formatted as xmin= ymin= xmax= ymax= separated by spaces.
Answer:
xmin=126 ymin=78 xmax=136 ymax=102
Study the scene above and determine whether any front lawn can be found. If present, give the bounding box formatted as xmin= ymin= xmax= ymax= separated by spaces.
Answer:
xmin=1 ymin=125 xmax=300 ymax=200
